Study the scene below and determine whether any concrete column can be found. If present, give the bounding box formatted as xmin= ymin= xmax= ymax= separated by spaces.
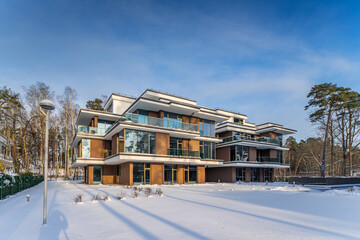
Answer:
xmin=197 ymin=166 xmax=205 ymax=183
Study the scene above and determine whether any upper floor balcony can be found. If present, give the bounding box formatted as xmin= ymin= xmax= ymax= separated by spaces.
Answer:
xmin=167 ymin=148 xmax=200 ymax=158
xmin=122 ymin=113 xmax=199 ymax=132
xmin=78 ymin=125 xmax=108 ymax=135
xmin=220 ymin=135 xmax=280 ymax=146
xmin=257 ymin=157 xmax=281 ymax=164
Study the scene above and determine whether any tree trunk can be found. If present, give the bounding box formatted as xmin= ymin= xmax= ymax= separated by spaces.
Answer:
xmin=348 ymin=111 xmax=353 ymax=176
xmin=322 ymin=106 xmax=332 ymax=178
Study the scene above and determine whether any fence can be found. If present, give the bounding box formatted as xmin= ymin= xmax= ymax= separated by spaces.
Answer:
xmin=0 ymin=175 xmax=43 ymax=200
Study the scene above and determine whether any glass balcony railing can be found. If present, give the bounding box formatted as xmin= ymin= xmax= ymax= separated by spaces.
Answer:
xmin=221 ymin=135 xmax=279 ymax=145
xmin=78 ymin=125 xmax=107 ymax=135
xmin=257 ymin=157 xmax=281 ymax=163
xmin=168 ymin=148 xmax=199 ymax=157
xmin=122 ymin=113 xmax=199 ymax=132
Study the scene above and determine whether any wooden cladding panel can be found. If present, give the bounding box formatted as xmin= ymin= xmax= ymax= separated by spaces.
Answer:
xmin=88 ymin=165 xmax=94 ymax=184
xmin=189 ymin=140 xmax=199 ymax=152
xmin=182 ymin=115 xmax=190 ymax=123
xmin=150 ymin=163 xmax=164 ymax=185
xmin=102 ymin=165 xmax=115 ymax=184
xmin=94 ymin=116 xmax=98 ymax=127
xmin=155 ymin=133 xmax=169 ymax=155
xmin=90 ymin=139 xmax=104 ymax=158
xmin=177 ymin=165 xmax=185 ymax=184
xmin=245 ymin=167 xmax=251 ymax=183
xmin=197 ymin=166 xmax=205 ymax=184
xmin=148 ymin=111 xmax=159 ymax=118
xmin=216 ymin=146 xmax=230 ymax=162
xmin=190 ymin=116 xmax=199 ymax=126
xmin=270 ymin=150 xmax=277 ymax=158
xmin=206 ymin=167 xmax=235 ymax=183
xmin=120 ymin=162 xmax=132 ymax=185
xmin=112 ymin=133 xmax=119 ymax=154
xmin=249 ymin=147 xmax=256 ymax=162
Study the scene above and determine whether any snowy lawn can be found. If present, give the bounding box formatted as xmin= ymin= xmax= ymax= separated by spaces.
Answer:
xmin=0 ymin=181 xmax=359 ymax=240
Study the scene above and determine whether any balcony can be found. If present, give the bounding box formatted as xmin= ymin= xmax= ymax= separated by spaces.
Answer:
xmin=221 ymin=135 xmax=279 ymax=145
xmin=122 ymin=113 xmax=199 ymax=132
xmin=257 ymin=157 xmax=281 ymax=164
xmin=168 ymin=148 xmax=199 ymax=157
xmin=77 ymin=125 xmax=107 ymax=135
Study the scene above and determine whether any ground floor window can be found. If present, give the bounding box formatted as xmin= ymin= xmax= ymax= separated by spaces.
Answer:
xmin=133 ymin=163 xmax=150 ymax=184
xmin=164 ymin=164 xmax=177 ymax=184
xmin=93 ymin=165 xmax=102 ymax=183
xmin=236 ymin=168 xmax=246 ymax=182
xmin=251 ymin=168 xmax=259 ymax=182
xmin=184 ymin=166 xmax=197 ymax=183
xmin=264 ymin=168 xmax=272 ymax=182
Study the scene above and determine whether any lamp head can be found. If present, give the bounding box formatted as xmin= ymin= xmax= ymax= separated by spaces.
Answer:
xmin=39 ymin=99 xmax=55 ymax=111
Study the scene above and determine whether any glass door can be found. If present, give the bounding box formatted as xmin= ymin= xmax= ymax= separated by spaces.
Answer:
xmin=172 ymin=169 xmax=177 ymax=183
xmin=184 ymin=166 xmax=189 ymax=183
xmin=93 ymin=165 xmax=102 ymax=184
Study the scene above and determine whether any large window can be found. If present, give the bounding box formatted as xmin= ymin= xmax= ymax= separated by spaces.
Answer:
xmin=133 ymin=163 xmax=150 ymax=184
xmin=82 ymin=138 xmax=90 ymax=158
xmin=277 ymin=150 xmax=283 ymax=163
xmin=199 ymin=119 xmax=215 ymax=137
xmin=164 ymin=164 xmax=177 ymax=184
xmin=276 ymin=134 xmax=283 ymax=146
xmin=124 ymin=129 xmax=155 ymax=154
xmin=97 ymin=120 xmax=114 ymax=134
xmin=236 ymin=168 xmax=246 ymax=182
xmin=251 ymin=168 xmax=259 ymax=182
xmin=230 ymin=145 xmax=249 ymax=161
xmin=200 ymin=141 xmax=215 ymax=159
xmin=164 ymin=112 xmax=182 ymax=129
xmin=184 ymin=165 xmax=197 ymax=183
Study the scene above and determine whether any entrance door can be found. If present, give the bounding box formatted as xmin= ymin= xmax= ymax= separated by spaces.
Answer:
xmin=93 ymin=166 xmax=102 ymax=184
xmin=184 ymin=166 xmax=189 ymax=183
xmin=145 ymin=168 xmax=150 ymax=184
xmin=172 ymin=169 xmax=177 ymax=183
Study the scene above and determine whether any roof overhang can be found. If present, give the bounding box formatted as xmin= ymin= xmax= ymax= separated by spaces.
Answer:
xmin=76 ymin=109 xmax=122 ymax=126
xmin=71 ymin=158 xmax=105 ymax=167
xmin=104 ymin=153 xmax=223 ymax=166
xmin=256 ymin=126 xmax=297 ymax=135
xmin=126 ymin=97 xmax=229 ymax=123
xmin=209 ymin=162 xmax=290 ymax=168
xmin=216 ymin=141 xmax=289 ymax=150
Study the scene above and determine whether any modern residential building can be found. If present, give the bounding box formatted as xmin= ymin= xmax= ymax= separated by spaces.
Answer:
xmin=207 ymin=112 xmax=296 ymax=183
xmin=72 ymin=89 xmax=228 ymax=185
xmin=71 ymin=89 xmax=296 ymax=185
xmin=0 ymin=133 xmax=13 ymax=172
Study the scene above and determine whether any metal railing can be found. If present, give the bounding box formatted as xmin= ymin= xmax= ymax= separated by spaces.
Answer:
xmin=0 ymin=175 xmax=43 ymax=200
xmin=168 ymin=148 xmax=199 ymax=157
xmin=122 ymin=113 xmax=199 ymax=132
xmin=257 ymin=157 xmax=281 ymax=163
xmin=221 ymin=135 xmax=279 ymax=145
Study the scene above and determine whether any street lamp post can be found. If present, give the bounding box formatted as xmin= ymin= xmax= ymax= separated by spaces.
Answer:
xmin=39 ymin=99 xmax=55 ymax=225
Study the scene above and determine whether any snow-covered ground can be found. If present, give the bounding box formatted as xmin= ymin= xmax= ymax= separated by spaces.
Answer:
xmin=0 ymin=181 xmax=359 ymax=240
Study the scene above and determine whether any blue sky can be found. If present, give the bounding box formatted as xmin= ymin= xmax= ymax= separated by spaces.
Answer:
xmin=1 ymin=0 xmax=360 ymax=140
